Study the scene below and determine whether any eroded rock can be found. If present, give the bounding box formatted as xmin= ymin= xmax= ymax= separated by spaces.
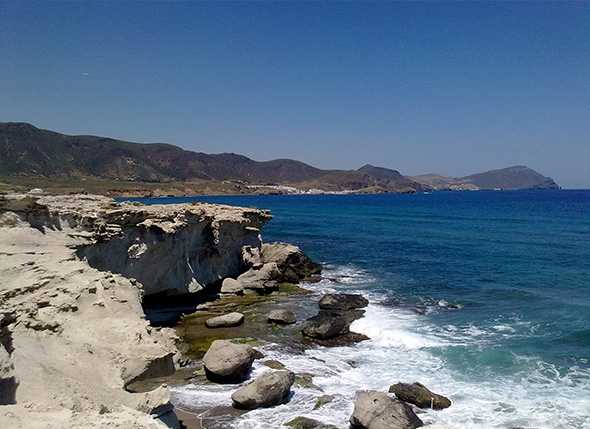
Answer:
xmin=261 ymin=242 xmax=321 ymax=281
xmin=350 ymin=391 xmax=423 ymax=429
xmin=318 ymin=293 xmax=369 ymax=311
xmin=231 ymin=370 xmax=295 ymax=409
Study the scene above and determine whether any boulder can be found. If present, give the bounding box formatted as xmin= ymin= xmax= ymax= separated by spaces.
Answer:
xmin=262 ymin=359 xmax=286 ymax=370
xmin=261 ymin=242 xmax=321 ymax=281
xmin=220 ymin=278 xmax=244 ymax=294
xmin=350 ymin=391 xmax=423 ymax=429
xmin=268 ymin=309 xmax=297 ymax=325
xmin=202 ymin=340 xmax=256 ymax=383
xmin=318 ymin=293 xmax=369 ymax=311
xmin=302 ymin=312 xmax=349 ymax=339
xmin=314 ymin=394 xmax=335 ymax=410
xmin=236 ymin=262 xmax=281 ymax=292
xmin=205 ymin=312 xmax=245 ymax=328
xmin=285 ymin=416 xmax=339 ymax=429
xmin=231 ymin=370 xmax=295 ymax=409
xmin=389 ymin=382 xmax=451 ymax=410
xmin=241 ymin=245 xmax=263 ymax=269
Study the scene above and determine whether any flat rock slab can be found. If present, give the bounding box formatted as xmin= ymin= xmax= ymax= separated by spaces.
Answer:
xmin=205 ymin=312 xmax=245 ymax=328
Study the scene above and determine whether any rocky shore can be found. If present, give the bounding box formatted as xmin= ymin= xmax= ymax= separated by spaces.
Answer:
xmin=0 ymin=193 xmax=452 ymax=429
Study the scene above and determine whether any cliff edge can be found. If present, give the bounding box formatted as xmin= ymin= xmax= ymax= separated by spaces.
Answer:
xmin=0 ymin=194 xmax=271 ymax=428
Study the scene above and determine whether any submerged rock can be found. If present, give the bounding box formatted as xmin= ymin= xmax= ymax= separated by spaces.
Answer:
xmin=262 ymin=359 xmax=286 ymax=370
xmin=314 ymin=394 xmax=336 ymax=409
xmin=350 ymin=391 xmax=423 ymax=429
xmin=268 ymin=309 xmax=297 ymax=325
xmin=205 ymin=312 xmax=245 ymax=328
xmin=389 ymin=382 xmax=451 ymax=410
xmin=285 ymin=416 xmax=339 ymax=429
xmin=231 ymin=370 xmax=295 ymax=409
xmin=202 ymin=340 xmax=256 ymax=383
xmin=318 ymin=293 xmax=369 ymax=311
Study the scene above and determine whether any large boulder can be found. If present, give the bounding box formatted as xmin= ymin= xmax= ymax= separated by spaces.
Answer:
xmin=261 ymin=242 xmax=321 ymax=281
xmin=302 ymin=312 xmax=349 ymax=339
xmin=319 ymin=293 xmax=369 ymax=311
xmin=389 ymin=382 xmax=451 ymax=410
xmin=231 ymin=370 xmax=295 ymax=410
xmin=237 ymin=262 xmax=282 ymax=292
xmin=268 ymin=309 xmax=297 ymax=325
xmin=220 ymin=277 xmax=244 ymax=294
xmin=350 ymin=391 xmax=423 ymax=429
xmin=205 ymin=312 xmax=245 ymax=328
xmin=285 ymin=416 xmax=339 ymax=429
xmin=202 ymin=340 xmax=256 ymax=383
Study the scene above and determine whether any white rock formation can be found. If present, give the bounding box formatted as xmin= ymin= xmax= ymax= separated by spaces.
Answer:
xmin=0 ymin=193 xmax=271 ymax=428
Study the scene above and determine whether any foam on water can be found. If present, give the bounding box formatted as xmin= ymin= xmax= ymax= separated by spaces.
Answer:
xmin=171 ymin=265 xmax=590 ymax=429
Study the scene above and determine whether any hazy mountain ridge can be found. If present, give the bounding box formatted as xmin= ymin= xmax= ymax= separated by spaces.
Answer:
xmin=1 ymin=122 xmax=559 ymax=193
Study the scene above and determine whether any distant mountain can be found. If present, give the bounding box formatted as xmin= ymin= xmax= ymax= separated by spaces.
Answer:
xmin=0 ymin=122 xmax=424 ymax=193
xmin=412 ymin=166 xmax=559 ymax=191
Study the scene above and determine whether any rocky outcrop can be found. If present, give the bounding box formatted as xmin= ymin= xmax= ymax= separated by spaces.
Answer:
xmin=350 ymin=391 xmax=423 ymax=429
xmin=261 ymin=242 xmax=321 ymax=282
xmin=231 ymin=370 xmax=295 ymax=410
xmin=318 ymin=293 xmax=369 ymax=311
xmin=389 ymin=382 xmax=451 ymax=410
xmin=202 ymin=340 xmax=256 ymax=383
xmin=0 ymin=193 xmax=271 ymax=428
xmin=205 ymin=312 xmax=245 ymax=328
xmin=267 ymin=309 xmax=297 ymax=325
xmin=302 ymin=293 xmax=369 ymax=346
xmin=221 ymin=242 xmax=322 ymax=295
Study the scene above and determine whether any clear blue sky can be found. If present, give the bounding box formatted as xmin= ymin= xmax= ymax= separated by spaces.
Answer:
xmin=1 ymin=1 xmax=588 ymax=188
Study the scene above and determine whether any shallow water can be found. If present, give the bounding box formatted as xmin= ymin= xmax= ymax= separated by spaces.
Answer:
xmin=131 ymin=190 xmax=590 ymax=428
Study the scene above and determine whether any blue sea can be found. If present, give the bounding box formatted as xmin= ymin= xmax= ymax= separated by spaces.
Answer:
xmin=130 ymin=190 xmax=590 ymax=428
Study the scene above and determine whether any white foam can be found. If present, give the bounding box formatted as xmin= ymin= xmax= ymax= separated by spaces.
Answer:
xmin=171 ymin=264 xmax=590 ymax=429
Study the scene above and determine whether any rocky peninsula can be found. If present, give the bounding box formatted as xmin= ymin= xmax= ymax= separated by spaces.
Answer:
xmin=0 ymin=193 xmax=452 ymax=429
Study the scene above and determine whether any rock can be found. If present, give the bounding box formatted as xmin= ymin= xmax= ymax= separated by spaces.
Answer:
xmin=285 ymin=416 xmax=339 ymax=429
xmin=318 ymin=293 xmax=369 ymax=311
xmin=205 ymin=312 xmax=245 ymax=328
xmin=302 ymin=312 xmax=348 ymax=339
xmin=231 ymin=370 xmax=295 ymax=409
xmin=202 ymin=340 xmax=255 ymax=383
xmin=268 ymin=309 xmax=297 ymax=325
xmin=261 ymin=242 xmax=321 ymax=281
xmin=294 ymin=372 xmax=321 ymax=390
xmin=389 ymin=382 xmax=451 ymax=410
xmin=241 ymin=245 xmax=263 ymax=269
xmin=236 ymin=262 xmax=281 ymax=292
xmin=220 ymin=278 xmax=244 ymax=294
xmin=262 ymin=360 xmax=286 ymax=370
xmin=350 ymin=391 xmax=423 ymax=429
xmin=314 ymin=394 xmax=335 ymax=409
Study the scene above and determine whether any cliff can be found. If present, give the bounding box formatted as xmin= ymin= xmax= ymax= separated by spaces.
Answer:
xmin=0 ymin=194 xmax=272 ymax=428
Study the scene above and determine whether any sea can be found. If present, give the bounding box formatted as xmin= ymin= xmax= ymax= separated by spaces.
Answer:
xmin=128 ymin=190 xmax=590 ymax=429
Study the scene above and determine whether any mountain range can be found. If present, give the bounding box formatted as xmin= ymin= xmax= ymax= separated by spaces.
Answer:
xmin=0 ymin=122 xmax=559 ymax=195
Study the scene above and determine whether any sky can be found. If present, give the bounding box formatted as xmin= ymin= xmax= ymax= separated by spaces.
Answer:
xmin=1 ymin=1 xmax=589 ymax=188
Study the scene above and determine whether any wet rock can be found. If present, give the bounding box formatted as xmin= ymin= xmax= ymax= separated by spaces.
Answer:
xmin=261 ymin=242 xmax=321 ymax=281
xmin=285 ymin=416 xmax=339 ymax=429
xmin=350 ymin=391 xmax=423 ymax=429
xmin=302 ymin=312 xmax=349 ymax=339
xmin=262 ymin=359 xmax=286 ymax=370
xmin=231 ymin=370 xmax=295 ymax=409
xmin=314 ymin=394 xmax=335 ymax=409
xmin=268 ymin=309 xmax=297 ymax=325
xmin=389 ymin=382 xmax=451 ymax=410
xmin=294 ymin=372 xmax=321 ymax=390
xmin=319 ymin=293 xmax=369 ymax=311
xmin=205 ymin=312 xmax=245 ymax=328
xmin=202 ymin=340 xmax=255 ymax=383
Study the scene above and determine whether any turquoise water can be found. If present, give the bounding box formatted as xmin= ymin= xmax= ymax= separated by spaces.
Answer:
xmin=131 ymin=190 xmax=590 ymax=428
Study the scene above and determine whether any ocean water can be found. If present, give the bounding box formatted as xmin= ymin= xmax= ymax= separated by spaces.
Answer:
xmin=131 ymin=190 xmax=590 ymax=428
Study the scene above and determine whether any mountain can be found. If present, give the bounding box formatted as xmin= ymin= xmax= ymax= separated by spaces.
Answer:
xmin=412 ymin=166 xmax=559 ymax=191
xmin=0 ymin=122 xmax=423 ymax=193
